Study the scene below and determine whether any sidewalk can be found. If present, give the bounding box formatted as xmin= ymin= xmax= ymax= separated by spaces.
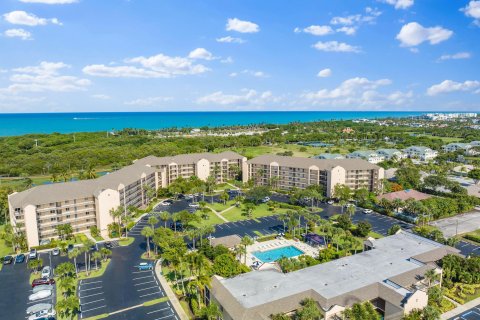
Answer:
xmin=441 ymin=296 xmax=480 ymax=319
xmin=155 ymin=260 xmax=189 ymax=320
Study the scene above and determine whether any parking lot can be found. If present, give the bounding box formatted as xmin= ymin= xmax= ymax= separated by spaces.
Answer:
xmin=449 ymin=304 xmax=480 ymax=320
xmin=107 ymin=301 xmax=177 ymax=320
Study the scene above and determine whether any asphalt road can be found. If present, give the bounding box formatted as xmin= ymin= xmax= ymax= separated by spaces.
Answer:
xmin=449 ymin=303 xmax=480 ymax=320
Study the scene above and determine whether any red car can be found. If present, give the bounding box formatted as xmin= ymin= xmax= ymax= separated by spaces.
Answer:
xmin=31 ymin=278 xmax=55 ymax=288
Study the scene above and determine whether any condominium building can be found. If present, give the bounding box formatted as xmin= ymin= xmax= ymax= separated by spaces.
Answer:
xmin=347 ymin=150 xmax=384 ymax=164
xmin=376 ymin=149 xmax=407 ymax=161
xmin=247 ymin=155 xmax=384 ymax=197
xmin=9 ymin=151 xmax=246 ymax=247
xmin=210 ymin=231 xmax=459 ymax=320
xmin=313 ymin=153 xmax=345 ymax=160
xmin=442 ymin=142 xmax=478 ymax=155
xmin=403 ymin=146 xmax=438 ymax=161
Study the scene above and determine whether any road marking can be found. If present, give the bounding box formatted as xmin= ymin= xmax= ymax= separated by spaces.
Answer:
xmin=132 ymin=270 xmax=152 ymax=274
xmin=79 ymin=286 xmax=102 ymax=292
xmin=81 ymin=280 xmax=102 ymax=286
xmin=81 ymin=305 xmax=106 ymax=313
xmin=147 ymin=307 xmax=170 ymax=314
xmin=134 ymin=280 xmax=156 ymax=286
xmin=80 ymin=298 xmax=105 ymax=305
xmin=139 ymin=291 xmax=160 ymax=298
xmin=79 ymin=292 xmax=104 ymax=299
xmin=137 ymin=286 xmax=159 ymax=292
xmin=153 ymin=314 xmax=175 ymax=320
xmin=217 ymin=225 xmax=223 ymax=229
xmin=133 ymin=275 xmax=153 ymax=280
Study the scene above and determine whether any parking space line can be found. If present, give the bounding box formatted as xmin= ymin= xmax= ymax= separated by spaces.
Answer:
xmin=134 ymin=280 xmax=156 ymax=286
xmin=147 ymin=307 xmax=170 ymax=314
xmin=81 ymin=280 xmax=102 ymax=286
xmin=133 ymin=275 xmax=153 ymax=280
xmin=80 ymin=298 xmax=105 ymax=305
xmin=81 ymin=305 xmax=106 ymax=313
xmin=139 ymin=291 xmax=161 ymax=298
xmin=132 ymin=270 xmax=152 ymax=274
xmin=79 ymin=292 xmax=104 ymax=299
xmin=79 ymin=286 xmax=102 ymax=292
xmin=153 ymin=314 xmax=175 ymax=320
xmin=137 ymin=285 xmax=159 ymax=292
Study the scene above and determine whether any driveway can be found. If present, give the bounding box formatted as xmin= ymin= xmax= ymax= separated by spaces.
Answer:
xmin=429 ymin=210 xmax=480 ymax=238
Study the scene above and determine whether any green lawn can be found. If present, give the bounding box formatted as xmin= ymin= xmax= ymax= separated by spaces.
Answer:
xmin=0 ymin=225 xmax=13 ymax=258
xmin=192 ymin=211 xmax=225 ymax=228
xmin=207 ymin=200 xmax=236 ymax=212
xmin=223 ymin=203 xmax=289 ymax=222
xmin=119 ymin=237 xmax=135 ymax=246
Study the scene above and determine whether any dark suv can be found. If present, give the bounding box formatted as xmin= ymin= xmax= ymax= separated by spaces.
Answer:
xmin=3 ymin=256 xmax=13 ymax=265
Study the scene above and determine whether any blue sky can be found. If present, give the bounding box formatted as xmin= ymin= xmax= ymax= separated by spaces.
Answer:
xmin=0 ymin=0 xmax=479 ymax=112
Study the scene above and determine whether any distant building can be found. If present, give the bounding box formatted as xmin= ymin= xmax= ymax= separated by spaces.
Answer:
xmin=347 ymin=150 xmax=384 ymax=164
xmin=442 ymin=142 xmax=474 ymax=155
xmin=313 ymin=153 xmax=345 ymax=160
xmin=211 ymin=231 xmax=459 ymax=320
xmin=247 ymin=155 xmax=384 ymax=197
xmin=342 ymin=127 xmax=355 ymax=134
xmin=376 ymin=149 xmax=407 ymax=161
xmin=403 ymin=146 xmax=438 ymax=161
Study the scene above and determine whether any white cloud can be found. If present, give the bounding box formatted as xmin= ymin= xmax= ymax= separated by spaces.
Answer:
xmin=2 ymin=61 xmax=90 ymax=93
xmin=427 ymin=80 xmax=480 ymax=96
xmin=461 ymin=1 xmax=480 ymax=25
xmin=302 ymin=77 xmax=411 ymax=108
xmin=19 ymin=0 xmax=78 ymax=3
xmin=317 ymin=68 xmax=332 ymax=78
xmin=336 ymin=26 xmax=357 ymax=35
xmin=124 ymin=96 xmax=173 ymax=106
xmin=230 ymin=70 xmax=269 ymax=78
xmin=92 ymin=94 xmax=110 ymax=100
xmin=302 ymin=25 xmax=334 ymax=36
xmin=83 ymin=51 xmax=210 ymax=78
xmin=396 ymin=22 xmax=453 ymax=47
xmin=226 ymin=18 xmax=259 ymax=33
xmin=197 ymin=89 xmax=278 ymax=106
xmin=188 ymin=48 xmax=215 ymax=60
xmin=4 ymin=28 xmax=32 ymax=40
xmin=380 ymin=0 xmax=414 ymax=10
xmin=220 ymin=56 xmax=234 ymax=64
xmin=3 ymin=11 xmax=62 ymax=26
xmin=216 ymin=36 xmax=245 ymax=44
xmin=313 ymin=41 xmax=360 ymax=53
xmin=331 ymin=8 xmax=381 ymax=26
xmin=438 ymin=52 xmax=471 ymax=61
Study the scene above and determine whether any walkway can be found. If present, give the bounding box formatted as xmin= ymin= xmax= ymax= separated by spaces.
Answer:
xmin=206 ymin=205 xmax=230 ymax=223
xmin=155 ymin=260 xmax=189 ymax=320
xmin=441 ymin=296 xmax=480 ymax=319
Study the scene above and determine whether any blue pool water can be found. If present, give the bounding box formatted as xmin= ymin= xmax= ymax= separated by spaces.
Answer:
xmin=253 ymin=246 xmax=304 ymax=263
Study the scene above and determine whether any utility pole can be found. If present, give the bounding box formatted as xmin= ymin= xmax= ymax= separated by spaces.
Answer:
xmin=455 ymin=219 xmax=458 ymax=237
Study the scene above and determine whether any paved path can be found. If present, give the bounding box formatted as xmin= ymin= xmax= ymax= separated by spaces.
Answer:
xmin=430 ymin=210 xmax=480 ymax=238
xmin=442 ymin=296 xmax=480 ymax=319
xmin=207 ymin=206 xmax=229 ymax=222
xmin=156 ymin=260 xmax=189 ymax=320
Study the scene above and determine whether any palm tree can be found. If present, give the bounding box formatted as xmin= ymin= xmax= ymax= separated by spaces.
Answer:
xmin=186 ymin=229 xmax=198 ymax=249
xmin=56 ymin=296 xmax=80 ymax=320
xmin=148 ymin=215 xmax=159 ymax=230
xmin=159 ymin=211 xmax=170 ymax=228
xmin=277 ymin=212 xmax=288 ymax=233
xmin=91 ymin=251 xmax=102 ymax=270
xmin=100 ymin=247 xmax=111 ymax=261
xmin=200 ymin=302 xmax=222 ymax=320
xmin=81 ymin=239 xmax=95 ymax=275
xmin=240 ymin=236 xmax=253 ymax=265
xmin=346 ymin=205 xmax=355 ymax=218
xmin=68 ymin=248 xmax=80 ymax=275
xmin=141 ymin=226 xmax=154 ymax=257
xmin=392 ymin=198 xmax=404 ymax=213
xmin=59 ymin=276 xmax=76 ymax=297
xmin=109 ymin=206 xmax=123 ymax=238
xmin=424 ymin=268 xmax=439 ymax=288
xmin=56 ymin=262 xmax=75 ymax=279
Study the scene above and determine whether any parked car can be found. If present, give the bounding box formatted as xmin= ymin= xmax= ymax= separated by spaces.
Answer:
xmin=137 ymin=262 xmax=153 ymax=271
xmin=28 ymin=307 xmax=56 ymax=320
xmin=39 ymin=239 xmax=51 ymax=246
xmin=32 ymin=285 xmax=54 ymax=294
xmin=67 ymin=244 xmax=74 ymax=253
xmin=188 ymin=203 xmax=200 ymax=208
xmin=29 ymin=290 xmax=52 ymax=301
xmin=261 ymin=196 xmax=270 ymax=203
xmin=345 ymin=203 xmax=355 ymax=208
xmin=327 ymin=200 xmax=334 ymax=205
xmin=29 ymin=249 xmax=38 ymax=260
xmin=26 ymin=303 xmax=53 ymax=315
xmin=103 ymin=242 xmax=113 ymax=249
xmin=90 ymin=244 xmax=98 ymax=252
xmin=363 ymin=209 xmax=373 ymax=214
xmin=3 ymin=255 xmax=13 ymax=265
xmin=169 ymin=222 xmax=183 ymax=231
xmin=52 ymin=248 xmax=60 ymax=256
xmin=15 ymin=253 xmax=25 ymax=263
xmin=41 ymin=266 xmax=51 ymax=279
xmin=32 ymin=278 xmax=55 ymax=288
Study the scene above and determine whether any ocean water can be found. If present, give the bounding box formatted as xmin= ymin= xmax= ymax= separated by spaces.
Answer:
xmin=0 ymin=111 xmax=425 ymax=136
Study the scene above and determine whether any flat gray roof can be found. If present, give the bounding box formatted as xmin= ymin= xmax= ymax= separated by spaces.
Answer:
xmin=248 ymin=155 xmax=380 ymax=171
xmin=216 ymin=231 xmax=446 ymax=309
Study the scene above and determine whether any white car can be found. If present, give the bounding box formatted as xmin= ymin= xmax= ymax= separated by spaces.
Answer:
xmin=327 ymin=200 xmax=334 ymax=205
xmin=345 ymin=203 xmax=355 ymax=208
xmin=161 ymin=201 xmax=171 ymax=206
xmin=41 ymin=266 xmax=51 ymax=279
xmin=188 ymin=203 xmax=200 ymax=208
xmin=28 ymin=308 xmax=56 ymax=320
xmin=363 ymin=209 xmax=373 ymax=214
xmin=28 ymin=249 xmax=37 ymax=260
xmin=29 ymin=289 xmax=52 ymax=301
xmin=262 ymin=196 xmax=270 ymax=203
xmin=32 ymin=285 xmax=54 ymax=294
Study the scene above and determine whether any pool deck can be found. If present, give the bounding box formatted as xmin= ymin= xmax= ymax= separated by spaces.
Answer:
xmin=245 ymin=238 xmax=319 ymax=267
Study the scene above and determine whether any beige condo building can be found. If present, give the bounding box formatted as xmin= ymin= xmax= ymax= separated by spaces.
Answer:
xmin=8 ymin=151 xmax=247 ymax=248
xmin=247 ymin=155 xmax=384 ymax=197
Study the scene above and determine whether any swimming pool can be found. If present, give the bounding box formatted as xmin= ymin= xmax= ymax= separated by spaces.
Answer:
xmin=252 ymin=245 xmax=304 ymax=262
